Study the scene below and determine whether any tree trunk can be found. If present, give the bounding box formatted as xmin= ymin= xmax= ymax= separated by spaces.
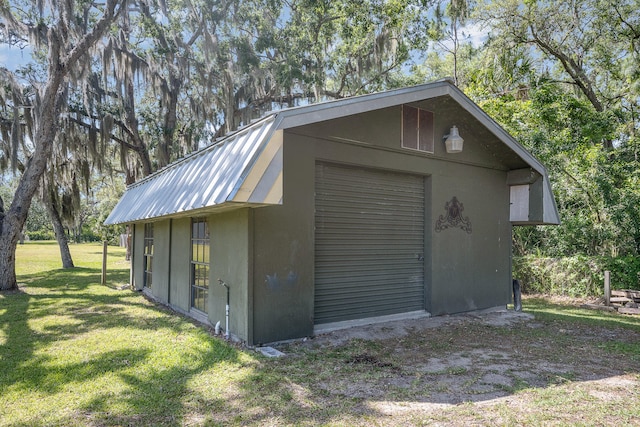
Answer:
xmin=0 ymin=67 xmax=64 ymax=290
xmin=0 ymin=0 xmax=122 ymax=290
xmin=0 ymin=161 xmax=52 ymax=289
xmin=125 ymin=224 xmax=131 ymax=261
xmin=45 ymin=189 xmax=75 ymax=269
xmin=124 ymin=75 xmax=153 ymax=176
xmin=0 ymin=233 xmax=18 ymax=290
xmin=159 ymin=78 xmax=180 ymax=168
xmin=0 ymin=195 xmax=18 ymax=290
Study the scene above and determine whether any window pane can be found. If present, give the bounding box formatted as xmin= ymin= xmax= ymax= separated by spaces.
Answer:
xmin=192 ymin=287 xmax=199 ymax=310
xmin=143 ymin=223 xmax=154 ymax=289
xmin=203 ymin=244 xmax=209 ymax=264
xmin=402 ymin=105 xmax=418 ymax=150
xmin=419 ymin=109 xmax=434 ymax=152
xmin=191 ymin=218 xmax=210 ymax=312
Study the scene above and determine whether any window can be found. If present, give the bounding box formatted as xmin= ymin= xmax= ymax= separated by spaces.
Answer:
xmin=402 ymin=105 xmax=434 ymax=153
xmin=509 ymin=184 xmax=530 ymax=222
xmin=191 ymin=218 xmax=210 ymax=313
xmin=143 ymin=223 xmax=154 ymax=289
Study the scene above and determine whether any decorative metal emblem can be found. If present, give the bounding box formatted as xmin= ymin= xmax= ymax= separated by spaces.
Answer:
xmin=435 ymin=196 xmax=472 ymax=234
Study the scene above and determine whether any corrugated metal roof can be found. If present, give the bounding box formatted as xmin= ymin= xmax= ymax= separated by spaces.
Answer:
xmin=104 ymin=115 xmax=278 ymax=225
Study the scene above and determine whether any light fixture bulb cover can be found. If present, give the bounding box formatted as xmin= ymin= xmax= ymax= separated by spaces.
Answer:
xmin=445 ymin=125 xmax=464 ymax=153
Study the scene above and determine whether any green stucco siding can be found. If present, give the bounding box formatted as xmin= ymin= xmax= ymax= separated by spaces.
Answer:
xmin=169 ymin=218 xmax=191 ymax=312
xmin=252 ymin=140 xmax=316 ymax=344
xmin=132 ymin=222 xmax=145 ymax=290
xmin=152 ymin=220 xmax=171 ymax=302
xmin=208 ymin=210 xmax=252 ymax=343
xmin=250 ymin=101 xmax=515 ymax=344
xmin=430 ymin=166 xmax=511 ymax=315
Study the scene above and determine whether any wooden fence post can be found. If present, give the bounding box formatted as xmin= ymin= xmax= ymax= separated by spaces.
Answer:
xmin=512 ymin=279 xmax=522 ymax=312
xmin=102 ymin=241 xmax=107 ymax=286
xmin=604 ymin=270 xmax=611 ymax=306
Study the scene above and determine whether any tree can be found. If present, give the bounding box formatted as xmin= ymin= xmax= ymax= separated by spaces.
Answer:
xmin=475 ymin=0 xmax=640 ymax=149
xmin=0 ymin=0 xmax=125 ymax=290
xmin=426 ymin=0 xmax=472 ymax=85
xmin=69 ymin=0 xmax=438 ymax=183
xmin=464 ymin=0 xmax=640 ymax=257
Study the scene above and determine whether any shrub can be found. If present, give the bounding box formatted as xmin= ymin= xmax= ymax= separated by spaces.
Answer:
xmin=78 ymin=229 xmax=102 ymax=242
xmin=513 ymin=255 xmax=640 ymax=297
xmin=26 ymin=230 xmax=55 ymax=241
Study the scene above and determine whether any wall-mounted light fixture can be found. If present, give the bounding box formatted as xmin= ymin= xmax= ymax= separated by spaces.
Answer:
xmin=444 ymin=126 xmax=464 ymax=153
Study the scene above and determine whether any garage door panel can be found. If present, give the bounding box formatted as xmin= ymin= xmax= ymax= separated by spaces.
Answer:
xmin=316 ymin=270 xmax=425 ymax=286
xmin=316 ymin=281 xmax=425 ymax=297
xmin=314 ymin=162 xmax=426 ymax=325
xmin=314 ymin=296 xmax=425 ymax=320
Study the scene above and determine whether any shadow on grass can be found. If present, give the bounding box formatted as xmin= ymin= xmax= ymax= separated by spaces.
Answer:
xmin=2 ymin=264 xmax=349 ymax=426
xmin=18 ymin=241 xmax=59 ymax=246
xmin=0 ymin=266 xmax=241 ymax=427
xmin=4 ymin=264 xmax=640 ymax=426
xmin=19 ymin=267 xmax=129 ymax=290
xmin=524 ymin=297 xmax=640 ymax=330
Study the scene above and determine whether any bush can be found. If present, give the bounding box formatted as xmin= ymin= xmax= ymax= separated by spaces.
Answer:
xmin=513 ymin=255 xmax=640 ymax=297
xmin=78 ymin=229 xmax=102 ymax=243
xmin=27 ymin=230 xmax=55 ymax=241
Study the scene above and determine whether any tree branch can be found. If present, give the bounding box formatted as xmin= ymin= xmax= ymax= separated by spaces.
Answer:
xmin=67 ymin=115 xmax=138 ymax=152
xmin=63 ymin=0 xmax=124 ymax=71
xmin=528 ymin=25 xmax=603 ymax=113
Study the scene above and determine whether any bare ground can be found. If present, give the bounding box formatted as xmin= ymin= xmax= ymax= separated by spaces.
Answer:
xmin=270 ymin=304 xmax=640 ymax=425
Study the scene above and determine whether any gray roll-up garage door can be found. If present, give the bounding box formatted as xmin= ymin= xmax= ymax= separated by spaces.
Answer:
xmin=314 ymin=162 xmax=426 ymax=325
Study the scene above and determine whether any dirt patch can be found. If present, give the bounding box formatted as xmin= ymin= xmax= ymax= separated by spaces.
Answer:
xmin=275 ymin=307 xmax=640 ymax=424
xmin=308 ymin=309 xmax=535 ymax=347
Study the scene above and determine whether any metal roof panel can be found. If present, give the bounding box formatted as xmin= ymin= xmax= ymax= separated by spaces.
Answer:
xmin=104 ymin=116 xmax=277 ymax=225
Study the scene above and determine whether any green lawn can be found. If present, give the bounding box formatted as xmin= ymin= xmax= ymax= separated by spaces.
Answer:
xmin=1 ymin=242 xmax=639 ymax=426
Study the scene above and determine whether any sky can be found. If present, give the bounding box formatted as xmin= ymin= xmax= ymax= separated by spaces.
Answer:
xmin=0 ymin=17 xmax=488 ymax=75
xmin=0 ymin=44 xmax=32 ymax=71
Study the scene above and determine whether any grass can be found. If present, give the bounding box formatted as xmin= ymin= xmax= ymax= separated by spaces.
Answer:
xmin=1 ymin=242 xmax=640 ymax=426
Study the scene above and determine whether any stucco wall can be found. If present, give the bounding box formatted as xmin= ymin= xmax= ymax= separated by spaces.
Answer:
xmin=208 ymin=209 xmax=252 ymax=343
xmin=250 ymin=103 xmax=514 ymax=344
xmin=252 ymin=140 xmax=316 ymax=344
xmin=169 ymin=217 xmax=191 ymax=312
xmin=429 ymin=165 xmax=511 ymax=315
xmin=152 ymin=220 xmax=171 ymax=302
xmin=131 ymin=213 xmax=253 ymax=342
xmin=132 ymin=222 xmax=144 ymax=290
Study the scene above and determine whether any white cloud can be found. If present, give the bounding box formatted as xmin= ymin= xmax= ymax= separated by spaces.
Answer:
xmin=462 ymin=22 xmax=488 ymax=48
